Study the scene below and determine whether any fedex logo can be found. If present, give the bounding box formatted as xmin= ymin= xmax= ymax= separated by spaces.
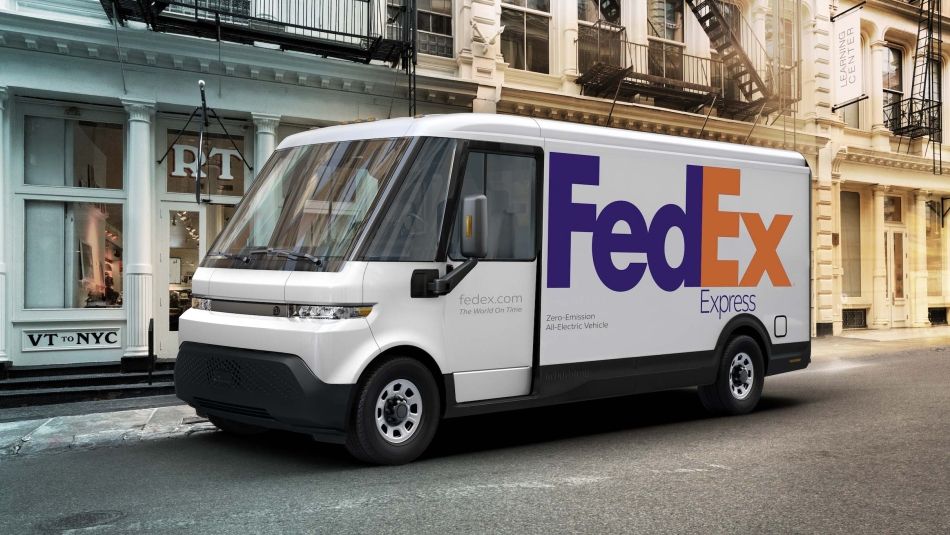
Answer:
xmin=546 ymin=153 xmax=792 ymax=292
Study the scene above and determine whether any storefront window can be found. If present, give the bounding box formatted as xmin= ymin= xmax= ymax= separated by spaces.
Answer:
xmin=927 ymin=202 xmax=942 ymax=297
xmin=24 ymin=117 xmax=123 ymax=189
xmin=840 ymin=191 xmax=861 ymax=298
xmin=166 ymin=131 xmax=246 ymax=197
xmin=24 ymin=201 xmax=123 ymax=309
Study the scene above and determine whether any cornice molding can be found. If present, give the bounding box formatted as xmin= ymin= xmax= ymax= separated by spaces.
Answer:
xmin=833 ymin=146 xmax=944 ymax=173
xmin=497 ymin=87 xmax=828 ymax=154
xmin=0 ymin=11 xmax=478 ymax=107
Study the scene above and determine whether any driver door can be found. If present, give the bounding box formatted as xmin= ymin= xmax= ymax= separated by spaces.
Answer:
xmin=442 ymin=145 xmax=542 ymax=403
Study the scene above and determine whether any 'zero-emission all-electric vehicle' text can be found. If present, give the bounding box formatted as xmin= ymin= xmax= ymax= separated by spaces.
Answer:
xmin=175 ymin=114 xmax=811 ymax=464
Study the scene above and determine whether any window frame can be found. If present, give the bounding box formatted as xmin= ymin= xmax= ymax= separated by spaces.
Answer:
xmin=12 ymin=100 xmax=130 ymax=322
xmin=647 ymin=0 xmax=685 ymax=44
xmin=883 ymin=45 xmax=904 ymax=107
xmin=156 ymin=113 xmax=254 ymax=205
xmin=387 ymin=1 xmax=456 ymax=59
xmin=500 ymin=1 xmax=553 ymax=74
xmin=445 ymin=141 xmax=544 ymax=263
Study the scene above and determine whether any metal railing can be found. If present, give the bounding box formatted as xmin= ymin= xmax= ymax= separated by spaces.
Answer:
xmin=629 ymin=40 xmax=725 ymax=96
xmin=884 ymin=97 xmax=943 ymax=141
xmin=161 ymin=0 xmax=387 ymax=45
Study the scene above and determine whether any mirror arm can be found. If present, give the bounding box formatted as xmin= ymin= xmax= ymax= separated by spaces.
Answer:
xmin=428 ymin=258 xmax=479 ymax=296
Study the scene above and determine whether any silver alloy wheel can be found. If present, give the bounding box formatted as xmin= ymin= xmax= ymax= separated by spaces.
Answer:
xmin=729 ymin=352 xmax=754 ymax=400
xmin=374 ymin=378 xmax=422 ymax=444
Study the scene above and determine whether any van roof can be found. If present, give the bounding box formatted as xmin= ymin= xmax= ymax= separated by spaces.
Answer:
xmin=278 ymin=114 xmax=807 ymax=168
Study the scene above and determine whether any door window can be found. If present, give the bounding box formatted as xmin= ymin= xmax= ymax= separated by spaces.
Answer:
xmin=449 ymin=150 xmax=537 ymax=261
xmin=363 ymin=138 xmax=458 ymax=261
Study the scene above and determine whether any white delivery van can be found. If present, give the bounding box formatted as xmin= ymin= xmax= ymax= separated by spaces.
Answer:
xmin=176 ymin=114 xmax=810 ymax=464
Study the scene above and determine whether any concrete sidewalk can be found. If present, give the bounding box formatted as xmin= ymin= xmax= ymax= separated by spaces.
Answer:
xmin=0 ymin=405 xmax=214 ymax=459
xmin=2 ymin=330 xmax=949 ymax=460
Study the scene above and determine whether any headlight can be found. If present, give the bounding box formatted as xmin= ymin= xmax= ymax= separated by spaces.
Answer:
xmin=191 ymin=297 xmax=212 ymax=311
xmin=290 ymin=305 xmax=373 ymax=319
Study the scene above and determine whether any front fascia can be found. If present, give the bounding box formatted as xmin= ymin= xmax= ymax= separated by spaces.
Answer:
xmin=181 ymin=261 xmax=378 ymax=383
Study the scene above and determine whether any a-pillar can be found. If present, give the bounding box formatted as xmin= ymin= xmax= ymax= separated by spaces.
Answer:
xmin=122 ymin=99 xmax=156 ymax=358
xmin=912 ymin=190 xmax=931 ymax=327
xmin=871 ymin=186 xmax=890 ymax=328
xmin=869 ymin=41 xmax=891 ymax=152
xmin=251 ymin=113 xmax=280 ymax=182
xmin=0 ymin=87 xmax=9 ymax=373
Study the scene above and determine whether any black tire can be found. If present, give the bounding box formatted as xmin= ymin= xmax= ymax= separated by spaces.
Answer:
xmin=345 ymin=357 xmax=441 ymax=465
xmin=208 ymin=415 xmax=267 ymax=436
xmin=698 ymin=335 xmax=765 ymax=415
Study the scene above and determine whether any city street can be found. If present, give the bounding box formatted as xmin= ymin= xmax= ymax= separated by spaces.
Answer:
xmin=1 ymin=337 xmax=948 ymax=534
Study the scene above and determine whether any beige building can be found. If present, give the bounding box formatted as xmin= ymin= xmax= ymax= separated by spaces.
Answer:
xmin=408 ymin=0 xmax=948 ymax=337
xmin=1 ymin=0 xmax=948 ymax=372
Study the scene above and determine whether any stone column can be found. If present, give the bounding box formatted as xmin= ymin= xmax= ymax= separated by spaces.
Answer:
xmin=869 ymin=41 xmax=891 ymax=151
xmin=0 ymin=87 xmax=9 ymax=366
xmin=752 ymin=2 xmax=768 ymax=51
xmin=251 ymin=113 xmax=280 ymax=182
xmin=561 ymin=0 xmax=578 ymax=79
xmin=871 ymin=186 xmax=889 ymax=328
xmin=122 ymin=99 xmax=156 ymax=357
xmin=250 ymin=114 xmax=280 ymax=245
xmin=814 ymin=146 xmax=836 ymax=335
xmin=467 ymin=0 xmax=502 ymax=114
xmin=913 ymin=190 xmax=930 ymax=327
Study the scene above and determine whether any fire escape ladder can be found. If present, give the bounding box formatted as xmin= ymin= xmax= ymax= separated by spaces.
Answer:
xmin=685 ymin=0 xmax=770 ymax=110
xmin=889 ymin=0 xmax=943 ymax=173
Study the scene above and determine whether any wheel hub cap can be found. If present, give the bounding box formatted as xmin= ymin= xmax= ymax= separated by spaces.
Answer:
xmin=729 ymin=352 xmax=754 ymax=401
xmin=375 ymin=379 xmax=422 ymax=444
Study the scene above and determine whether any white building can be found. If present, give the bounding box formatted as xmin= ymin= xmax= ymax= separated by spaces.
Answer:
xmin=1 ymin=0 xmax=948 ymax=374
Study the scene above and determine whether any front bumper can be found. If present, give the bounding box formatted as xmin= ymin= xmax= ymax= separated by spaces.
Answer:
xmin=175 ymin=342 xmax=353 ymax=443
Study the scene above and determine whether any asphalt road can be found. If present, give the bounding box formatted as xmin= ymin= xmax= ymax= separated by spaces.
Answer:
xmin=1 ymin=342 xmax=948 ymax=534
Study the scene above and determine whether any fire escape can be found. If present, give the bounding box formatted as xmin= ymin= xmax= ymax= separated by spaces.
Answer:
xmin=98 ymin=0 xmax=418 ymax=113
xmin=577 ymin=0 xmax=800 ymax=125
xmin=884 ymin=0 xmax=943 ymax=174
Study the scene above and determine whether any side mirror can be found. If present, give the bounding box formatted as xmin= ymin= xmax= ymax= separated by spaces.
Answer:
xmin=461 ymin=194 xmax=488 ymax=259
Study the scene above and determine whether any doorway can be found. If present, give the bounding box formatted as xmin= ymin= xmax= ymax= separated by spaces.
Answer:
xmin=156 ymin=202 xmax=236 ymax=358
xmin=885 ymin=229 xmax=909 ymax=326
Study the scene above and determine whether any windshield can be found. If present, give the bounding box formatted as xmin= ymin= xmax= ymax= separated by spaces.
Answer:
xmin=204 ymin=137 xmax=412 ymax=271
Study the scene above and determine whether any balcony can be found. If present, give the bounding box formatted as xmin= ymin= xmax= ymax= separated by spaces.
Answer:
xmin=576 ymin=3 xmax=801 ymax=121
xmin=885 ymin=98 xmax=943 ymax=142
xmin=100 ymin=0 xmax=411 ymax=65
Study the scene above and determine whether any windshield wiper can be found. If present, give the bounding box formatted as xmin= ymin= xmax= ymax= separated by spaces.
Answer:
xmin=207 ymin=251 xmax=251 ymax=264
xmin=246 ymin=248 xmax=323 ymax=266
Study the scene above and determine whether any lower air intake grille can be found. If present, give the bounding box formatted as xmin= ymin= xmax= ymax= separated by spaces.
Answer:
xmin=194 ymin=397 xmax=273 ymax=419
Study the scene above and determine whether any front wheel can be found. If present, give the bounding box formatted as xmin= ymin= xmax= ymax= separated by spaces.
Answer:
xmin=698 ymin=335 xmax=764 ymax=415
xmin=345 ymin=357 xmax=441 ymax=465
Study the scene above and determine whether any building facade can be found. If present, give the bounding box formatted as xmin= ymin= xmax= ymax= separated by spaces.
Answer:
xmin=0 ymin=0 xmax=948 ymax=371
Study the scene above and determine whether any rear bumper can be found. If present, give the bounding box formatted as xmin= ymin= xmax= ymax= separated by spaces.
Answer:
xmin=175 ymin=342 xmax=353 ymax=443
xmin=766 ymin=340 xmax=811 ymax=376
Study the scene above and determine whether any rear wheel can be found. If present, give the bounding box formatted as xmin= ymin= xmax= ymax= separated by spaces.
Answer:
xmin=208 ymin=415 xmax=266 ymax=436
xmin=698 ymin=335 xmax=764 ymax=415
xmin=345 ymin=357 xmax=440 ymax=465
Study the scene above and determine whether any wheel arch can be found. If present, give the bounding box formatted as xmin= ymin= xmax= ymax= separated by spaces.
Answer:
xmin=715 ymin=314 xmax=773 ymax=375
xmin=347 ymin=345 xmax=447 ymax=422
